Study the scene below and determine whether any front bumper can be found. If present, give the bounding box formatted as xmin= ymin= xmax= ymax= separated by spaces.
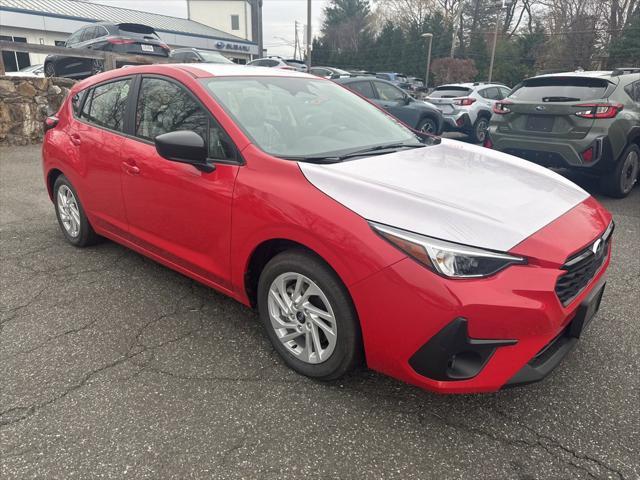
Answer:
xmin=349 ymin=199 xmax=612 ymax=394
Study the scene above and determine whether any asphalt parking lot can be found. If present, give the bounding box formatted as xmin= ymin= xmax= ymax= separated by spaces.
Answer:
xmin=1 ymin=145 xmax=638 ymax=480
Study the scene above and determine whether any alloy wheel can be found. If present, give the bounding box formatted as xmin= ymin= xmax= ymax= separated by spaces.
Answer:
xmin=91 ymin=59 xmax=104 ymax=76
xmin=621 ymin=150 xmax=639 ymax=194
xmin=475 ymin=119 xmax=488 ymax=142
xmin=267 ymin=272 xmax=337 ymax=364
xmin=57 ymin=185 xmax=81 ymax=238
xmin=420 ymin=119 xmax=436 ymax=134
xmin=44 ymin=63 xmax=56 ymax=77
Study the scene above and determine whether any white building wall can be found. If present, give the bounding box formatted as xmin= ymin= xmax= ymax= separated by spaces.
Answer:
xmin=188 ymin=1 xmax=252 ymax=41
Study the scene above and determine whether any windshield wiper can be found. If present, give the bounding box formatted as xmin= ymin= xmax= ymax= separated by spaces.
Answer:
xmin=284 ymin=142 xmax=425 ymax=163
xmin=542 ymin=96 xmax=581 ymax=102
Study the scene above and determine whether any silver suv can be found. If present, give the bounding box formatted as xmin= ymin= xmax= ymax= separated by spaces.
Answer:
xmin=427 ymin=83 xmax=511 ymax=143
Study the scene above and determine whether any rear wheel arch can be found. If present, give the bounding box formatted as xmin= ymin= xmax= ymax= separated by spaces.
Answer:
xmin=627 ymin=126 xmax=640 ymax=148
xmin=47 ymin=168 xmax=64 ymax=201
xmin=476 ymin=109 xmax=492 ymax=120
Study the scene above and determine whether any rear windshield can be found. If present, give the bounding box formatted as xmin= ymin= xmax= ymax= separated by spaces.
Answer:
xmin=509 ymin=77 xmax=610 ymax=102
xmin=430 ymin=86 xmax=472 ymax=98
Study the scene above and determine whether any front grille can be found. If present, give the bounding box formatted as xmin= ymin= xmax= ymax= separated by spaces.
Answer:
xmin=555 ymin=223 xmax=613 ymax=306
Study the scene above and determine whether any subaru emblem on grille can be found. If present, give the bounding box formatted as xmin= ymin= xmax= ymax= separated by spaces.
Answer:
xmin=536 ymin=105 xmax=545 ymax=111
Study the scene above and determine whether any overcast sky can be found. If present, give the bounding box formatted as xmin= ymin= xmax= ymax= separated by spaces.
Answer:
xmin=88 ymin=0 xmax=329 ymax=57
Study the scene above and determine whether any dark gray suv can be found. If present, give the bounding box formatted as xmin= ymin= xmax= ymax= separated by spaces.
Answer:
xmin=487 ymin=69 xmax=640 ymax=197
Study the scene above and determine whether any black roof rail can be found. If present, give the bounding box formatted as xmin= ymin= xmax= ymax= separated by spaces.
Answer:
xmin=612 ymin=67 xmax=640 ymax=76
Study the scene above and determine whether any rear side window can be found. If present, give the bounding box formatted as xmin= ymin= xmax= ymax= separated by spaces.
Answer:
xmin=624 ymin=81 xmax=640 ymax=102
xmin=348 ymin=81 xmax=375 ymax=99
xmin=479 ymin=87 xmax=500 ymax=99
xmin=430 ymin=86 xmax=472 ymax=98
xmin=135 ymin=77 xmax=234 ymax=160
xmin=82 ymin=79 xmax=131 ymax=132
xmin=510 ymin=77 xmax=609 ymax=102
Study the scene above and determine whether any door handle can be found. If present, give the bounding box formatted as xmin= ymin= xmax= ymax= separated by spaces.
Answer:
xmin=70 ymin=133 xmax=81 ymax=146
xmin=121 ymin=160 xmax=140 ymax=175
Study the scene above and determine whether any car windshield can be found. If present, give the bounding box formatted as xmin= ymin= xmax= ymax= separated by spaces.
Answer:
xmin=198 ymin=51 xmax=233 ymax=64
xmin=430 ymin=87 xmax=472 ymax=98
xmin=509 ymin=77 xmax=610 ymax=101
xmin=202 ymin=76 xmax=422 ymax=159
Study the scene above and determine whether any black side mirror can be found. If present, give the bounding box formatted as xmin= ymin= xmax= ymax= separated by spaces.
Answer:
xmin=403 ymin=94 xmax=412 ymax=105
xmin=155 ymin=130 xmax=215 ymax=173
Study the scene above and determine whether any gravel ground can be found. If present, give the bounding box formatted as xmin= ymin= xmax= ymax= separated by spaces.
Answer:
xmin=1 ymin=144 xmax=638 ymax=480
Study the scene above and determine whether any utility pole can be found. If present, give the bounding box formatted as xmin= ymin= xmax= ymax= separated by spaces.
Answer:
xmin=306 ymin=0 xmax=312 ymax=70
xmin=294 ymin=21 xmax=299 ymax=60
xmin=488 ymin=0 xmax=508 ymax=83
xmin=421 ymin=33 xmax=433 ymax=89
xmin=450 ymin=3 xmax=462 ymax=57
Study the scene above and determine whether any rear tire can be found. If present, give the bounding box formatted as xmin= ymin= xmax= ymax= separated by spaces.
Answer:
xmin=600 ymin=144 xmax=639 ymax=198
xmin=470 ymin=116 xmax=489 ymax=144
xmin=53 ymin=175 xmax=101 ymax=247
xmin=257 ymin=250 xmax=362 ymax=381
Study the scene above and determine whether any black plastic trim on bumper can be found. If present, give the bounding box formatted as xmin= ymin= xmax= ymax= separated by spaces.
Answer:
xmin=409 ymin=318 xmax=517 ymax=381
xmin=505 ymin=282 xmax=606 ymax=388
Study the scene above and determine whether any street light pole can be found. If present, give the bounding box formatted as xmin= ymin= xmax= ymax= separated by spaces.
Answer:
xmin=306 ymin=0 xmax=312 ymax=70
xmin=421 ymin=33 xmax=433 ymax=89
xmin=488 ymin=0 xmax=509 ymax=83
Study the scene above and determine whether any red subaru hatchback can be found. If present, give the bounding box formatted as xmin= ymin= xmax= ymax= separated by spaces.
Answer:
xmin=42 ymin=64 xmax=613 ymax=393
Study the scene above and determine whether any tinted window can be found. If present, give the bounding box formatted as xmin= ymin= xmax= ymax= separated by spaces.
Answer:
xmin=66 ymin=30 xmax=83 ymax=45
xmin=430 ymin=86 xmax=472 ymax=98
xmin=83 ymin=79 xmax=131 ymax=131
xmin=510 ymin=77 xmax=609 ymax=101
xmin=116 ymin=25 xmax=160 ymax=39
xmin=375 ymin=81 xmax=405 ymax=101
xmin=348 ymin=81 xmax=375 ymax=99
xmin=135 ymin=77 xmax=233 ymax=160
xmin=80 ymin=27 xmax=95 ymax=42
xmin=479 ymin=87 xmax=500 ymax=100
xmin=624 ymin=81 xmax=640 ymax=102
xmin=499 ymin=86 xmax=511 ymax=99
xmin=71 ymin=90 xmax=86 ymax=116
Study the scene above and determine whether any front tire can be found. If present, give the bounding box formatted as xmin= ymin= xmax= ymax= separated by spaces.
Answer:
xmin=44 ymin=62 xmax=56 ymax=78
xmin=470 ymin=116 xmax=489 ymax=144
xmin=417 ymin=116 xmax=438 ymax=135
xmin=257 ymin=250 xmax=362 ymax=381
xmin=600 ymin=144 xmax=639 ymax=198
xmin=53 ymin=175 xmax=101 ymax=247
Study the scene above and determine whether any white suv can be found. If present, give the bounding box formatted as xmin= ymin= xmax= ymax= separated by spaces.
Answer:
xmin=427 ymin=83 xmax=511 ymax=143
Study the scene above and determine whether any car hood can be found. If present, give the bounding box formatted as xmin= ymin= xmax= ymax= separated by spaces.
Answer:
xmin=298 ymin=139 xmax=590 ymax=252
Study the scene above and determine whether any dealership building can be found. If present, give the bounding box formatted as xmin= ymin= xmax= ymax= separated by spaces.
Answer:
xmin=0 ymin=0 xmax=262 ymax=71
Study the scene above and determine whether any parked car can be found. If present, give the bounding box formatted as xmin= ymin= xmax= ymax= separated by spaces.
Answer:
xmin=6 ymin=64 xmax=44 ymax=77
xmin=247 ymin=56 xmax=306 ymax=71
xmin=44 ymin=22 xmax=170 ymax=79
xmin=309 ymin=66 xmax=351 ymax=79
xmin=43 ymin=63 xmax=613 ymax=394
xmin=170 ymin=48 xmax=233 ymax=64
xmin=376 ymin=72 xmax=410 ymax=89
xmin=487 ymin=69 xmax=640 ymax=198
xmin=335 ymin=77 xmax=444 ymax=135
xmin=427 ymin=83 xmax=511 ymax=143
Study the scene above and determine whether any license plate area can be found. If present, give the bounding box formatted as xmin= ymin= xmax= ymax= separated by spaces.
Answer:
xmin=141 ymin=44 xmax=154 ymax=52
xmin=526 ymin=115 xmax=555 ymax=132
xmin=568 ymin=283 xmax=605 ymax=338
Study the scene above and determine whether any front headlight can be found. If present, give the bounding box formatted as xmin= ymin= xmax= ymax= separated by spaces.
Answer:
xmin=370 ymin=222 xmax=526 ymax=278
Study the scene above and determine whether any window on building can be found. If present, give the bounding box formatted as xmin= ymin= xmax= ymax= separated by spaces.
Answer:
xmin=54 ymin=40 xmax=66 ymax=47
xmin=0 ymin=35 xmax=30 ymax=72
xmin=231 ymin=14 xmax=240 ymax=30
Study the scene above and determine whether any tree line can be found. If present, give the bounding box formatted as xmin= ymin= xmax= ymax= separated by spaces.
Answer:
xmin=311 ymin=0 xmax=640 ymax=86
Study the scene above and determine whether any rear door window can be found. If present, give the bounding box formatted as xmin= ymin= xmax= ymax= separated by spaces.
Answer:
xmin=430 ymin=86 xmax=472 ymax=98
xmin=348 ymin=81 xmax=375 ymax=99
xmin=624 ymin=81 xmax=640 ymax=102
xmin=510 ymin=77 xmax=609 ymax=102
xmin=83 ymin=79 xmax=131 ymax=132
